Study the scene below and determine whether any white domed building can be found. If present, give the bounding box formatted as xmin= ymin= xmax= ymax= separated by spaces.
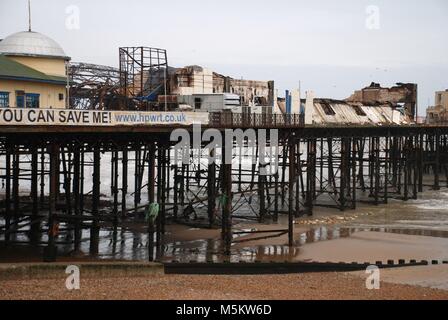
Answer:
xmin=0 ymin=30 xmax=70 ymax=109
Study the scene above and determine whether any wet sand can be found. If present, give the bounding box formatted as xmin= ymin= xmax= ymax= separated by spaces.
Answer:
xmin=351 ymin=265 xmax=448 ymax=291
xmin=2 ymin=187 xmax=448 ymax=298
xmin=297 ymin=231 xmax=448 ymax=263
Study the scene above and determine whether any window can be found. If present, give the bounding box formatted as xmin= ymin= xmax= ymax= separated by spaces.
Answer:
xmin=0 ymin=92 xmax=9 ymax=107
xmin=194 ymin=97 xmax=202 ymax=109
xmin=59 ymin=93 xmax=64 ymax=101
xmin=352 ymin=105 xmax=367 ymax=116
xmin=16 ymin=91 xmax=25 ymax=108
xmin=25 ymin=93 xmax=40 ymax=108
xmin=320 ymin=101 xmax=336 ymax=116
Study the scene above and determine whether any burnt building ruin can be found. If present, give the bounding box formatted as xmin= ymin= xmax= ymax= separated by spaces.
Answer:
xmin=346 ymin=82 xmax=418 ymax=121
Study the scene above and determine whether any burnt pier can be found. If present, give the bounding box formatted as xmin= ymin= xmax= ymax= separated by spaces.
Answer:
xmin=0 ymin=114 xmax=448 ymax=262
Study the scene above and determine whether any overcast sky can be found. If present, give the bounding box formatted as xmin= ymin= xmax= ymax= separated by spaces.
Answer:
xmin=1 ymin=0 xmax=447 ymax=114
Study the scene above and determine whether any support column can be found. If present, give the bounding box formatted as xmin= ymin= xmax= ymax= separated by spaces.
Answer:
xmin=418 ymin=134 xmax=424 ymax=193
xmin=147 ymin=144 xmax=156 ymax=262
xmin=412 ymin=136 xmax=418 ymax=200
xmin=30 ymin=145 xmax=39 ymax=243
xmin=403 ymin=138 xmax=410 ymax=201
xmin=374 ymin=137 xmax=380 ymax=205
xmin=73 ymin=148 xmax=81 ymax=252
xmin=134 ymin=149 xmax=141 ymax=212
xmin=89 ymin=145 xmax=100 ymax=255
xmin=61 ymin=149 xmax=72 ymax=216
xmin=340 ymin=138 xmax=348 ymax=211
xmin=258 ymin=171 xmax=266 ymax=222
xmin=173 ymin=162 xmax=179 ymax=221
xmin=156 ymin=145 xmax=163 ymax=254
xmin=4 ymin=143 xmax=11 ymax=245
xmin=12 ymin=151 xmax=19 ymax=220
xmin=434 ymin=131 xmax=440 ymax=190
xmin=112 ymin=150 xmax=119 ymax=226
xmin=207 ymin=149 xmax=216 ymax=227
xmin=306 ymin=139 xmax=316 ymax=215
xmin=161 ymin=146 xmax=167 ymax=235
xmin=288 ymin=139 xmax=296 ymax=247
xmin=274 ymin=170 xmax=279 ymax=222
xmin=121 ymin=148 xmax=128 ymax=219
xmin=79 ymin=148 xmax=85 ymax=217
xmin=39 ymin=150 xmax=45 ymax=208
xmin=222 ymin=143 xmax=232 ymax=256
xmin=44 ymin=144 xmax=59 ymax=262
xmin=351 ymin=138 xmax=357 ymax=209
xmin=384 ymin=135 xmax=389 ymax=204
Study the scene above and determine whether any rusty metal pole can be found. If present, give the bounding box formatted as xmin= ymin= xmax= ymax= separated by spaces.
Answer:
xmin=258 ymin=170 xmax=266 ymax=222
xmin=30 ymin=144 xmax=39 ymax=243
xmin=384 ymin=135 xmax=390 ymax=204
xmin=4 ymin=143 xmax=11 ymax=245
xmin=12 ymin=150 xmax=19 ymax=221
xmin=340 ymin=138 xmax=348 ymax=211
xmin=39 ymin=149 xmax=45 ymax=208
xmin=397 ymin=137 xmax=403 ymax=195
xmin=306 ymin=139 xmax=316 ymax=216
xmin=156 ymin=145 xmax=163 ymax=256
xmin=281 ymin=144 xmax=287 ymax=206
xmin=73 ymin=148 xmax=81 ymax=252
xmin=147 ymin=144 xmax=156 ymax=262
xmin=161 ymin=145 xmax=167 ymax=235
xmin=148 ymin=145 xmax=156 ymax=203
xmin=288 ymin=139 xmax=296 ymax=247
xmin=374 ymin=137 xmax=380 ymax=205
xmin=121 ymin=147 xmax=128 ymax=219
xmin=61 ymin=149 xmax=72 ymax=216
xmin=403 ymin=138 xmax=409 ymax=201
xmin=90 ymin=145 xmax=100 ymax=255
xmin=79 ymin=147 xmax=85 ymax=217
xmin=412 ymin=136 xmax=418 ymax=200
xmin=220 ymin=137 xmax=233 ymax=256
xmin=351 ymin=137 xmax=357 ymax=209
xmin=134 ymin=148 xmax=141 ymax=212
xmin=434 ymin=131 xmax=441 ymax=191
xmin=274 ymin=170 xmax=279 ymax=222
xmin=207 ymin=149 xmax=216 ymax=227
xmin=44 ymin=144 xmax=59 ymax=262
xmin=173 ymin=162 xmax=179 ymax=221
xmin=418 ymin=134 xmax=424 ymax=193
xmin=295 ymin=141 xmax=301 ymax=216
xmin=112 ymin=149 xmax=119 ymax=227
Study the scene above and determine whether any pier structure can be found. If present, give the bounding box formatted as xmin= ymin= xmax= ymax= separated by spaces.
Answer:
xmin=0 ymin=113 xmax=447 ymax=262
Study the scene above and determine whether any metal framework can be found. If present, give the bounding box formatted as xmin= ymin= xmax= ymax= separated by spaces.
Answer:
xmin=69 ymin=63 xmax=124 ymax=110
xmin=119 ymin=47 xmax=169 ymax=110
xmin=0 ymin=123 xmax=447 ymax=262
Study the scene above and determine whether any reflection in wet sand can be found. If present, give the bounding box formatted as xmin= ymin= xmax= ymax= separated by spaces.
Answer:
xmin=1 ymin=188 xmax=448 ymax=263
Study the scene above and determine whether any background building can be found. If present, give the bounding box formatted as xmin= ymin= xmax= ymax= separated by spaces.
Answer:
xmin=169 ymin=65 xmax=274 ymax=108
xmin=426 ymin=90 xmax=448 ymax=124
xmin=0 ymin=30 xmax=70 ymax=108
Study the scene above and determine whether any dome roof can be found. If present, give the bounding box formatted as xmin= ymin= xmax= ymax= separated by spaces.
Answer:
xmin=0 ymin=31 xmax=69 ymax=60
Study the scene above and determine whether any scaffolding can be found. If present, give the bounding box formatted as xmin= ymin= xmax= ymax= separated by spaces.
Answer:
xmin=119 ymin=47 xmax=169 ymax=110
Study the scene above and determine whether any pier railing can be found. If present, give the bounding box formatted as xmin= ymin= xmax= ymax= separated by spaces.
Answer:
xmin=209 ymin=112 xmax=305 ymax=128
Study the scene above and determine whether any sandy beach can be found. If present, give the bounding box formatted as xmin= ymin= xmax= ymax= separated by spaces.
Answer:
xmin=1 ymin=191 xmax=448 ymax=300
xmin=1 ymin=270 xmax=448 ymax=300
